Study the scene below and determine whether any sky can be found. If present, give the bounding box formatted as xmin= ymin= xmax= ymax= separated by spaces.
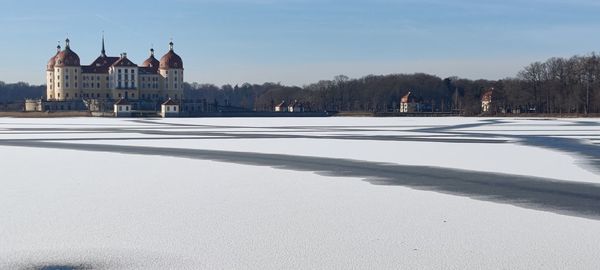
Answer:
xmin=1 ymin=0 xmax=600 ymax=86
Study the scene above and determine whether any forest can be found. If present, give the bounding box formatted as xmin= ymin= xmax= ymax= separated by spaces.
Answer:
xmin=2 ymin=52 xmax=599 ymax=115
xmin=183 ymin=52 xmax=600 ymax=115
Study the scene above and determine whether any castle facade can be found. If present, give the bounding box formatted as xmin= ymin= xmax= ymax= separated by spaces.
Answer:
xmin=46 ymin=37 xmax=184 ymax=102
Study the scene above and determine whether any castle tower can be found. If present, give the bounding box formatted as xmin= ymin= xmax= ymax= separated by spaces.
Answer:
xmin=46 ymin=44 xmax=61 ymax=100
xmin=53 ymin=38 xmax=82 ymax=100
xmin=159 ymin=41 xmax=184 ymax=100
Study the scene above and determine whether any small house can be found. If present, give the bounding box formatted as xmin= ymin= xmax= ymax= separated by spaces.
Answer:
xmin=114 ymin=98 xmax=131 ymax=117
xmin=161 ymin=98 xmax=180 ymax=118
xmin=481 ymin=88 xmax=493 ymax=113
xmin=400 ymin=91 xmax=419 ymax=113
xmin=288 ymin=100 xmax=304 ymax=113
xmin=275 ymin=100 xmax=288 ymax=112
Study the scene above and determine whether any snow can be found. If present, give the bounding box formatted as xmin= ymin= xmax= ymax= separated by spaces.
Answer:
xmin=27 ymin=117 xmax=598 ymax=183
xmin=1 ymin=117 xmax=599 ymax=269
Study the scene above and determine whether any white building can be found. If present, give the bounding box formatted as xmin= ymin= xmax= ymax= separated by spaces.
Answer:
xmin=288 ymin=100 xmax=304 ymax=112
xmin=161 ymin=98 xmax=179 ymax=117
xmin=400 ymin=91 xmax=418 ymax=113
xmin=113 ymin=98 xmax=131 ymax=117
xmin=274 ymin=100 xmax=288 ymax=112
xmin=481 ymin=88 xmax=493 ymax=113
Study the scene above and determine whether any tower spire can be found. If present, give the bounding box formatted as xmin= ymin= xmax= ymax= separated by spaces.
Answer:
xmin=100 ymin=32 xmax=106 ymax=57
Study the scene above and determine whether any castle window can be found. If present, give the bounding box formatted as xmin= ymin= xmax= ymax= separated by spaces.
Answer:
xmin=66 ymin=93 xmax=69 ymax=98
xmin=97 ymin=76 xmax=100 ymax=80
xmin=125 ymin=69 xmax=128 ymax=73
xmin=66 ymin=83 xmax=69 ymax=88
xmin=118 ymin=69 xmax=122 ymax=73
xmin=131 ymin=75 xmax=135 ymax=81
xmin=75 ymin=76 xmax=77 ymax=80
xmin=75 ymin=93 xmax=78 ymax=97
xmin=97 ymin=83 xmax=100 ymax=88
xmin=57 ymin=82 xmax=60 ymax=88
xmin=131 ymin=69 xmax=134 ymax=73
xmin=75 ymin=83 xmax=77 ymax=87
xmin=118 ymin=93 xmax=122 ymax=98
xmin=65 ymin=75 xmax=69 ymax=80
xmin=175 ymin=70 xmax=177 ymax=74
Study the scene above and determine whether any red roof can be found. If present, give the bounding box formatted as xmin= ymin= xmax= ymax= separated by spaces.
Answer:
xmin=401 ymin=92 xmax=412 ymax=103
xmin=112 ymin=55 xmax=137 ymax=67
xmin=162 ymin=99 xmax=178 ymax=105
xmin=142 ymin=49 xmax=160 ymax=73
xmin=114 ymin=98 xmax=130 ymax=105
xmin=159 ymin=42 xmax=184 ymax=69
xmin=83 ymin=56 xmax=120 ymax=73
xmin=54 ymin=45 xmax=80 ymax=67
xmin=481 ymin=88 xmax=494 ymax=102
xmin=46 ymin=51 xmax=60 ymax=71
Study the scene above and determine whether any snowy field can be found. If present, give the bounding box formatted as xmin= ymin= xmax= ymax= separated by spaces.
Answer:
xmin=1 ymin=117 xmax=599 ymax=269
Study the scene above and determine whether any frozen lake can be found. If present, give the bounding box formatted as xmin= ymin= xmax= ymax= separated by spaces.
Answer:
xmin=1 ymin=117 xmax=599 ymax=269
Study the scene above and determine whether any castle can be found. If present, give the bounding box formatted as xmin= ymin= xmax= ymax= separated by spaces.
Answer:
xmin=45 ymin=37 xmax=183 ymax=102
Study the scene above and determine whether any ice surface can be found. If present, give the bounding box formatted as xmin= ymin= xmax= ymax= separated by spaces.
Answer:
xmin=1 ymin=117 xmax=599 ymax=269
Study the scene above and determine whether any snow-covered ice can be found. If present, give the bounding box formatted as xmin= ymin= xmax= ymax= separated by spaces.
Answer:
xmin=0 ymin=117 xmax=599 ymax=269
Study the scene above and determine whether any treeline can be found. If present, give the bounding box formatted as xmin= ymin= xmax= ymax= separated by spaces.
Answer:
xmin=0 ymin=82 xmax=45 ymax=103
xmin=183 ymin=75 xmax=499 ymax=115
xmin=502 ymin=53 xmax=600 ymax=114
xmin=184 ymin=52 xmax=600 ymax=115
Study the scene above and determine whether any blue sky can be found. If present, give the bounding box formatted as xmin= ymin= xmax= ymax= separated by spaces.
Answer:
xmin=1 ymin=0 xmax=600 ymax=86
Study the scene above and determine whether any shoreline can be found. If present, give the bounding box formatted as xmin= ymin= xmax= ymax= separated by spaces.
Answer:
xmin=1 ymin=111 xmax=599 ymax=118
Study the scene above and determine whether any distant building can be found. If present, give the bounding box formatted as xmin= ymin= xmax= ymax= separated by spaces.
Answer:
xmin=161 ymin=98 xmax=179 ymax=117
xmin=400 ymin=91 xmax=419 ymax=113
xmin=288 ymin=100 xmax=304 ymax=112
xmin=275 ymin=100 xmax=288 ymax=112
xmin=45 ymin=37 xmax=184 ymax=102
xmin=481 ymin=88 xmax=494 ymax=113
xmin=113 ymin=98 xmax=131 ymax=117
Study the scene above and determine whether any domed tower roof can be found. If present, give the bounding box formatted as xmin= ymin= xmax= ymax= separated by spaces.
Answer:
xmin=46 ymin=44 xmax=61 ymax=71
xmin=142 ymin=48 xmax=160 ymax=72
xmin=159 ymin=41 xmax=183 ymax=69
xmin=54 ymin=38 xmax=80 ymax=67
